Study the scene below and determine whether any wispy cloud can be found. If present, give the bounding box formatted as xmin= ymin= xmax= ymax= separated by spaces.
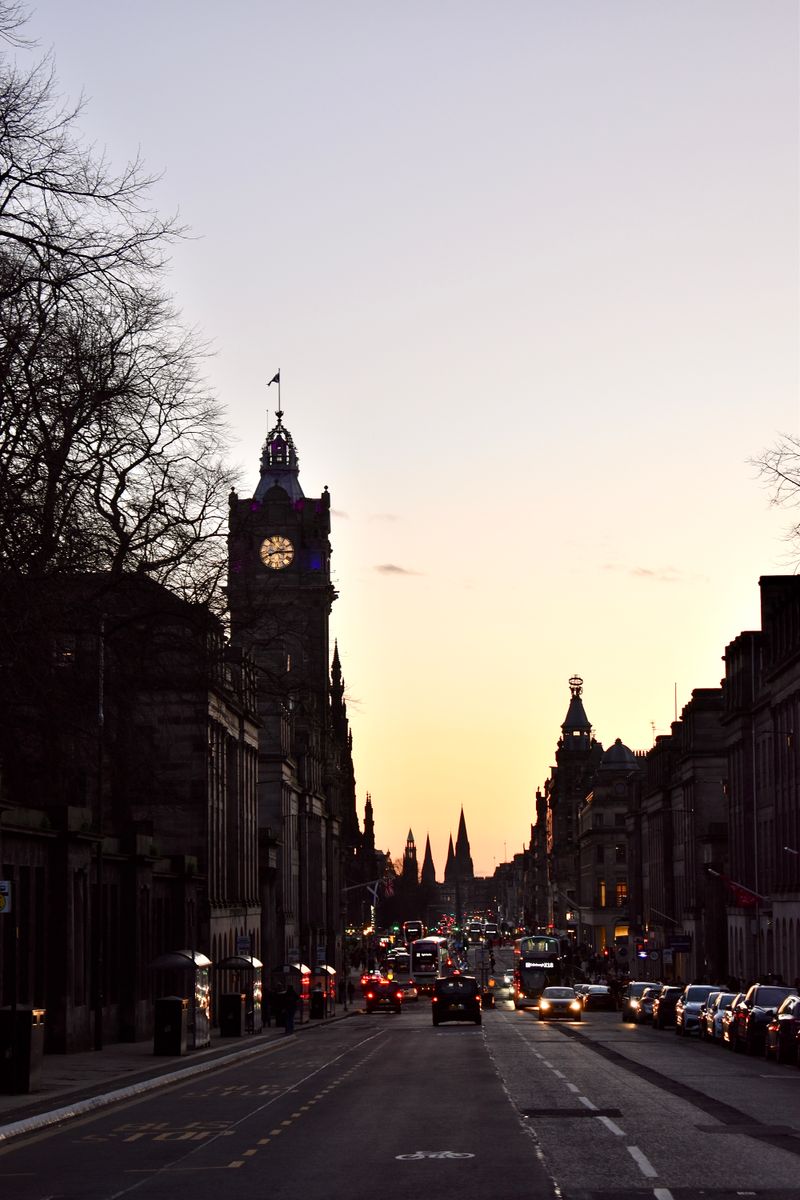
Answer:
xmin=369 ymin=512 xmax=400 ymax=522
xmin=331 ymin=508 xmax=349 ymax=519
xmin=603 ymin=563 xmax=707 ymax=584
xmin=375 ymin=563 xmax=422 ymax=576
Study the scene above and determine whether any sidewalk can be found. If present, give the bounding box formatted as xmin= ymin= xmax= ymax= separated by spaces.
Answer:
xmin=0 ymin=1004 xmax=358 ymax=1144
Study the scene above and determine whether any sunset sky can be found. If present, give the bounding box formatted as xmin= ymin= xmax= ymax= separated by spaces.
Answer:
xmin=24 ymin=2 xmax=798 ymax=876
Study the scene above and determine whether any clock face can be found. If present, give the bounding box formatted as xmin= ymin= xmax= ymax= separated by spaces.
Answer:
xmin=259 ymin=535 xmax=294 ymax=570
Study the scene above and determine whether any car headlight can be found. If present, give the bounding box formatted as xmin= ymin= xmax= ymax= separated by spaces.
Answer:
xmin=570 ymin=1000 xmax=581 ymax=1011
xmin=630 ymin=1000 xmax=640 ymax=1009
xmin=539 ymin=999 xmax=550 ymax=1010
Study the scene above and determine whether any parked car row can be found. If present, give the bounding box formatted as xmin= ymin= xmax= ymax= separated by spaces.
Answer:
xmin=620 ymin=979 xmax=800 ymax=1065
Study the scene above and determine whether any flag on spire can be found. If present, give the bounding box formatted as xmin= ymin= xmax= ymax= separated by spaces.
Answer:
xmin=268 ymin=371 xmax=280 ymax=386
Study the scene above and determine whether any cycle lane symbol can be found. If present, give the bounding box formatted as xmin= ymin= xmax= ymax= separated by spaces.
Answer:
xmin=395 ymin=1150 xmax=475 ymax=1160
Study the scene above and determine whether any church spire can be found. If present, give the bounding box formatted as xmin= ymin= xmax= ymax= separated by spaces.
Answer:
xmin=444 ymin=833 xmax=456 ymax=882
xmin=421 ymin=834 xmax=437 ymax=887
xmin=454 ymin=807 xmax=474 ymax=880
xmin=254 ymin=408 xmax=304 ymax=502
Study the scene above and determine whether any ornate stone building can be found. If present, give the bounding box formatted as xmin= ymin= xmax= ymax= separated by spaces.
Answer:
xmin=226 ymin=408 xmax=358 ymax=976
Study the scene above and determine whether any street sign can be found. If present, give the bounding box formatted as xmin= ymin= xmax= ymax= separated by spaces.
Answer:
xmin=236 ymin=934 xmax=251 ymax=954
xmin=616 ymin=945 xmax=628 ymax=959
xmin=316 ymin=944 xmax=326 ymax=964
xmin=667 ymin=935 xmax=692 ymax=952
xmin=0 ymin=881 xmax=10 ymax=914
xmin=287 ymin=947 xmax=300 ymax=964
xmin=648 ymin=949 xmax=660 ymax=961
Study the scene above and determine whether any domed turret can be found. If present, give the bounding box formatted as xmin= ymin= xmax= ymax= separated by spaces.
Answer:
xmin=599 ymin=737 xmax=638 ymax=771
xmin=254 ymin=410 xmax=304 ymax=503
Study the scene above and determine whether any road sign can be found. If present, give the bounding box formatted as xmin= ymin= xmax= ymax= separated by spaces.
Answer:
xmin=667 ymin=935 xmax=692 ymax=952
xmin=648 ymin=949 xmax=660 ymax=961
xmin=236 ymin=934 xmax=251 ymax=954
xmin=0 ymin=881 xmax=10 ymax=914
xmin=316 ymin=944 xmax=326 ymax=964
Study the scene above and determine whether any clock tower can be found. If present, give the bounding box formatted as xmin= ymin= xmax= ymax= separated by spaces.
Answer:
xmin=227 ymin=408 xmax=340 ymax=972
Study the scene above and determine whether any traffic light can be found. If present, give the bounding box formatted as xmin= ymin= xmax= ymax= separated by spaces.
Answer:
xmin=635 ymin=937 xmax=649 ymax=958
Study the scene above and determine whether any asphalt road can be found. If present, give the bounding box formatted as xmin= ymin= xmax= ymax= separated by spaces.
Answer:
xmin=1 ymin=967 xmax=799 ymax=1200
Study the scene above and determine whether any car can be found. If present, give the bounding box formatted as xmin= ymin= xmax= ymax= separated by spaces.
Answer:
xmin=729 ymin=984 xmax=800 ymax=1055
xmin=634 ymin=985 xmax=660 ymax=1024
xmin=697 ymin=990 xmax=724 ymax=1040
xmin=675 ymin=984 xmax=726 ymax=1036
xmin=432 ymin=974 xmax=482 ymax=1026
xmin=488 ymin=973 xmax=514 ymax=1001
xmin=651 ymin=985 xmax=684 ymax=1029
xmin=621 ymin=981 xmax=660 ymax=1023
xmin=701 ymin=991 xmax=738 ymax=1042
xmin=538 ymin=986 xmax=583 ymax=1021
xmin=721 ymin=993 xmax=745 ymax=1047
xmin=363 ymin=978 xmax=403 ymax=1014
xmin=764 ymin=994 xmax=800 ymax=1065
xmin=573 ymin=983 xmax=592 ymax=1003
xmin=582 ymin=985 xmax=616 ymax=1012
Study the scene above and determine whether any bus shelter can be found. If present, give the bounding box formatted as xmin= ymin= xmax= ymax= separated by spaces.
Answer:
xmin=149 ymin=950 xmax=212 ymax=1049
xmin=215 ymin=954 xmax=264 ymax=1033
xmin=269 ymin=963 xmax=310 ymax=1027
xmin=312 ymin=964 xmax=337 ymax=1016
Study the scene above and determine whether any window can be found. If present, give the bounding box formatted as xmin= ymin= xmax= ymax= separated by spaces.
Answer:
xmin=595 ymin=844 xmax=605 ymax=864
xmin=592 ymin=813 xmax=604 ymax=829
xmin=598 ymin=880 xmax=607 ymax=907
xmin=616 ymin=881 xmax=628 ymax=907
xmin=614 ymin=812 xmax=626 ymax=827
xmin=615 ymin=844 xmax=626 ymax=864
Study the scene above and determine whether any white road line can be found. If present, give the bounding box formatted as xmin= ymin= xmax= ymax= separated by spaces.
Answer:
xmin=653 ymin=1189 xmax=674 ymax=1200
xmin=627 ymin=1145 xmax=658 ymax=1178
xmin=596 ymin=1115 xmax=624 ymax=1136
xmin=552 ymin=1069 xmax=565 ymax=1078
xmin=578 ymin=1096 xmax=597 ymax=1110
xmin=566 ymin=1082 xmax=579 ymax=1093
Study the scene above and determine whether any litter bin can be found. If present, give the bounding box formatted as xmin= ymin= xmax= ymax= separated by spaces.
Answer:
xmin=309 ymin=987 xmax=325 ymax=1020
xmin=0 ymin=1007 xmax=45 ymax=1094
xmin=153 ymin=996 xmax=188 ymax=1056
xmin=219 ymin=992 xmax=246 ymax=1037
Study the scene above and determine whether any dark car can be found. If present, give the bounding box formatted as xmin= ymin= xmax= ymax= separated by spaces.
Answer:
xmin=363 ymin=978 xmax=403 ymax=1014
xmin=621 ymin=980 xmax=660 ymax=1023
xmin=764 ymin=994 xmax=800 ymax=1064
xmin=675 ymin=984 xmax=726 ymax=1036
xmin=701 ymin=991 xmax=738 ymax=1042
xmin=721 ymin=993 xmax=745 ymax=1047
xmin=432 ymin=974 xmax=482 ymax=1026
xmin=634 ymin=985 xmax=660 ymax=1024
xmin=729 ymin=984 xmax=799 ymax=1055
xmin=538 ymin=986 xmax=583 ymax=1021
xmin=583 ymin=985 xmax=616 ymax=1011
xmin=651 ymin=985 xmax=683 ymax=1029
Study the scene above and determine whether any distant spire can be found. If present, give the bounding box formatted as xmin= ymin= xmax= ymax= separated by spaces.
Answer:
xmin=561 ymin=674 xmax=592 ymax=748
xmin=444 ymin=833 xmax=456 ymax=882
xmin=454 ymin=807 xmax=474 ymax=880
xmin=363 ymin=793 xmax=375 ymax=856
xmin=421 ymin=834 xmax=437 ymax=887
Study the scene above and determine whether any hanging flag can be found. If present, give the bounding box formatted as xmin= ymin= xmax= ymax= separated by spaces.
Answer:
xmin=268 ymin=371 xmax=280 ymax=386
xmin=704 ymin=865 xmax=765 ymax=907
xmin=383 ymin=876 xmax=395 ymax=898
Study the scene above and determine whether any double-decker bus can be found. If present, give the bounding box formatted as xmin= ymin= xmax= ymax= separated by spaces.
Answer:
xmin=402 ymin=919 xmax=425 ymax=944
xmin=409 ymin=935 xmax=450 ymax=994
xmin=513 ymin=934 xmax=568 ymax=1008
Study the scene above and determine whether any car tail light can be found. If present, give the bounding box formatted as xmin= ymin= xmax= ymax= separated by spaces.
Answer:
xmin=432 ymin=996 xmax=438 ymax=1003
xmin=396 ymin=992 xmax=403 ymax=1001
xmin=366 ymin=991 xmax=375 ymax=1000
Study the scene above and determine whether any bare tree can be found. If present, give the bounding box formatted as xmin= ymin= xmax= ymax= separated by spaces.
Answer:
xmin=0 ymin=4 xmax=234 ymax=608
xmin=752 ymin=434 xmax=800 ymax=560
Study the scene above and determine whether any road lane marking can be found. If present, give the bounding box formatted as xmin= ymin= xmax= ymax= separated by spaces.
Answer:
xmin=566 ymin=1083 xmax=579 ymax=1093
xmin=578 ymin=1096 xmax=597 ymax=1110
xmin=597 ymin=1116 xmax=624 ymax=1136
xmin=653 ymin=1190 xmax=674 ymax=1200
xmin=627 ymin=1146 xmax=658 ymax=1178
xmin=552 ymin=1069 xmax=565 ymax=1078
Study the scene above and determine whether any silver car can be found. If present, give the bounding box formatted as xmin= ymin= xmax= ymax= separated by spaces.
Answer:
xmin=675 ymin=984 xmax=726 ymax=1035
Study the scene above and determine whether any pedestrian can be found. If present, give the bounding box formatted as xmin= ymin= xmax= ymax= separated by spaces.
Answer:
xmin=347 ymin=979 xmax=355 ymax=1005
xmin=283 ymin=984 xmax=298 ymax=1035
